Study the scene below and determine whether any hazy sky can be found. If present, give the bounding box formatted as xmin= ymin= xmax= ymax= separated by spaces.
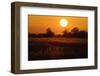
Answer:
xmin=28 ymin=15 xmax=88 ymax=34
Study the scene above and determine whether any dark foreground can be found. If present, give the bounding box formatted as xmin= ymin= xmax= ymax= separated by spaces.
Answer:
xmin=28 ymin=37 xmax=88 ymax=61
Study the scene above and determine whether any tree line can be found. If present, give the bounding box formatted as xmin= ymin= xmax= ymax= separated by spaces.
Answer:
xmin=29 ymin=27 xmax=87 ymax=38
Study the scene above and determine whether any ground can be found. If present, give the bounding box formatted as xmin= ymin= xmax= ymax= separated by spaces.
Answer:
xmin=28 ymin=37 xmax=88 ymax=60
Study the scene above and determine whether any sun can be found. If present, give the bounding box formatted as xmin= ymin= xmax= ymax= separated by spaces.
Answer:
xmin=60 ymin=18 xmax=68 ymax=27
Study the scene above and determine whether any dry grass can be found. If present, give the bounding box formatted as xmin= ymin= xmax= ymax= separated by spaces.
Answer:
xmin=28 ymin=37 xmax=88 ymax=60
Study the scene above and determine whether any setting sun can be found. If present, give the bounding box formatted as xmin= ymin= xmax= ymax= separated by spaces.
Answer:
xmin=28 ymin=15 xmax=88 ymax=61
xmin=60 ymin=18 xmax=68 ymax=27
xmin=28 ymin=15 xmax=88 ymax=34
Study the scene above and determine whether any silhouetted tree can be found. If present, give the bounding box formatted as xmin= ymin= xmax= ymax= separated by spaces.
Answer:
xmin=38 ymin=33 xmax=47 ymax=37
xmin=71 ymin=27 xmax=80 ymax=37
xmin=46 ymin=28 xmax=55 ymax=37
xmin=29 ymin=27 xmax=87 ymax=38
xmin=62 ymin=29 xmax=68 ymax=37
xmin=71 ymin=27 xmax=79 ymax=34
xmin=29 ymin=32 xmax=37 ymax=37
xmin=79 ymin=30 xmax=87 ymax=38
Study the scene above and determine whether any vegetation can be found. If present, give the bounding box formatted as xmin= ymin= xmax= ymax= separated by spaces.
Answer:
xmin=29 ymin=27 xmax=87 ymax=38
xmin=28 ymin=27 xmax=88 ymax=60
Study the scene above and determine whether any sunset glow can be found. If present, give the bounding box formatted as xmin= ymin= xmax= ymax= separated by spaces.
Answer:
xmin=60 ymin=18 xmax=68 ymax=27
xmin=28 ymin=15 xmax=88 ymax=34
xmin=28 ymin=15 xmax=88 ymax=60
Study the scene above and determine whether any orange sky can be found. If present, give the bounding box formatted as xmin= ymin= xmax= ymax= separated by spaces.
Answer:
xmin=28 ymin=15 xmax=88 ymax=34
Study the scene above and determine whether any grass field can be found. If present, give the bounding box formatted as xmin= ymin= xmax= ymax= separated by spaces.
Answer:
xmin=28 ymin=37 xmax=88 ymax=60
